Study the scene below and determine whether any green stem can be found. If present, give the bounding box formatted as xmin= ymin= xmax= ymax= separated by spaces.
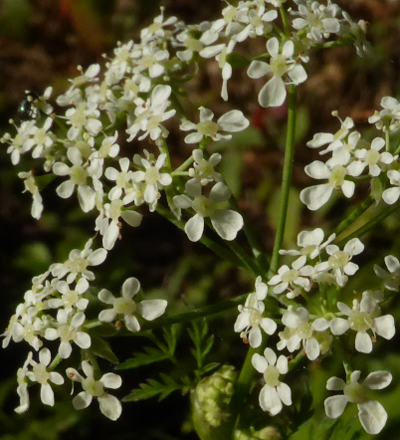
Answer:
xmin=172 ymin=156 xmax=194 ymax=175
xmin=335 ymin=196 xmax=374 ymax=236
xmin=279 ymin=6 xmax=290 ymax=36
xmin=338 ymin=200 xmax=400 ymax=245
xmin=269 ymin=85 xmax=297 ymax=275
xmin=230 ymin=86 xmax=298 ymax=436
xmin=385 ymin=125 xmax=390 ymax=152
xmin=160 ymin=139 xmax=172 ymax=170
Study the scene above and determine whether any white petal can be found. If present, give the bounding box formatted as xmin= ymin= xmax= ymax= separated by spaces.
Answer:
xmin=121 ymin=210 xmax=143 ymax=227
xmin=344 ymin=238 xmax=364 ymax=256
xmin=259 ymin=385 xmax=282 ymax=415
xmin=139 ymin=299 xmax=167 ymax=321
xmin=382 ymin=187 xmax=400 ymax=205
xmin=251 ymin=353 xmax=268 ymax=373
xmin=324 ymin=395 xmax=348 ymax=418
xmin=56 ymin=180 xmax=74 ymax=199
xmin=258 ymin=76 xmax=286 ymax=108
xmin=276 ymin=355 xmax=288 ymax=374
xmin=277 ymin=382 xmax=292 ymax=406
xmin=185 ymin=214 xmax=204 ymax=242
xmin=40 ymin=383 xmax=54 ymax=406
xmin=358 ymin=400 xmax=387 ymax=435
xmin=74 ymin=330 xmax=90 ymax=349
xmin=304 ymin=338 xmax=320 ymax=361
xmin=249 ymin=327 xmax=262 ymax=348
xmin=374 ymin=315 xmax=395 ymax=340
xmin=99 ymin=309 xmax=117 ymax=322
xmin=103 ymin=221 xmax=119 ymax=250
xmin=266 ymin=37 xmax=279 ymax=57
xmin=78 ymin=185 xmax=96 ymax=212
xmin=218 ymin=110 xmax=249 ymax=133
xmin=300 ymin=184 xmax=333 ymax=211
xmin=124 ymin=315 xmax=141 ymax=332
xmin=211 ymin=209 xmax=243 ymax=241
xmin=72 ymin=391 xmax=92 ymax=410
xmin=98 ymin=289 xmax=115 ymax=304
xmin=363 ymin=371 xmax=392 ymax=390
xmin=288 ymin=65 xmax=307 ymax=85
xmin=39 ymin=347 xmax=51 ymax=366
xmin=247 ymin=60 xmax=271 ymax=79
xmin=101 ymin=373 xmax=122 ymax=389
xmin=326 ymin=377 xmax=345 ymax=391
xmin=330 ymin=318 xmax=349 ymax=335
xmin=50 ymin=372 xmax=64 ymax=385
xmin=87 ymin=248 xmax=107 ymax=266
xmin=260 ymin=318 xmax=277 ymax=336
xmin=304 ymin=161 xmax=330 ymax=179
xmin=98 ymin=394 xmax=122 ymax=421
xmin=122 ymin=277 xmax=140 ymax=298
xmin=151 ymin=84 xmax=171 ymax=106
xmin=341 ymin=180 xmax=355 ymax=198
xmin=355 ymin=331 xmax=372 ymax=353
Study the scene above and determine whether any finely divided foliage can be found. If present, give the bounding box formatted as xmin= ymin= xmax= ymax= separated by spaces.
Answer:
xmin=1 ymin=0 xmax=397 ymax=437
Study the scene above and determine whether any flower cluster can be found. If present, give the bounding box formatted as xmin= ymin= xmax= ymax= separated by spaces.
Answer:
xmin=2 ymin=239 xmax=167 ymax=419
xmin=301 ymin=109 xmax=399 ymax=211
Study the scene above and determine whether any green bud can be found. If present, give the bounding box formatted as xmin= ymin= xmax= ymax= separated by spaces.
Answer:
xmin=191 ymin=365 xmax=237 ymax=440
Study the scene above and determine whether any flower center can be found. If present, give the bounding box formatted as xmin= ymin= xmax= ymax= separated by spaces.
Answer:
xmin=82 ymin=377 xmax=105 ymax=397
xmin=297 ymin=321 xmax=313 ymax=339
xmin=145 ymin=166 xmax=160 ymax=185
xmin=343 ymin=382 xmax=367 ymax=404
xmin=282 ymin=269 xmax=299 ymax=283
xmin=70 ymin=165 xmax=87 ymax=186
xmin=366 ymin=148 xmax=380 ymax=166
xmin=270 ymin=54 xmax=288 ymax=77
xmin=263 ymin=365 xmax=280 ymax=387
xmin=192 ymin=195 xmax=215 ymax=217
xmin=329 ymin=165 xmax=346 ymax=188
xmin=348 ymin=311 xmax=373 ymax=332
xmin=33 ymin=363 xmax=50 ymax=385
xmin=113 ymin=297 xmax=136 ymax=315
xmin=197 ymin=121 xmax=219 ymax=138
xmin=67 ymin=256 xmax=88 ymax=274
xmin=328 ymin=250 xmax=349 ymax=269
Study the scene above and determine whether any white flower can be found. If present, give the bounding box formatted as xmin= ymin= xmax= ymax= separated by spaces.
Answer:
xmin=292 ymin=1 xmax=341 ymax=43
xmin=324 ymin=370 xmax=392 ymax=435
xmin=64 ymin=101 xmax=102 ymax=140
xmin=30 ymin=117 xmax=54 ymax=158
xmin=66 ymin=361 xmax=122 ymax=421
xmin=277 ymin=306 xmax=330 ymax=360
xmin=200 ymin=39 xmax=237 ymax=101
xmin=247 ymin=37 xmax=307 ymax=108
xmin=18 ymin=171 xmax=44 ymax=219
xmin=44 ymin=310 xmax=91 ymax=358
xmin=98 ymin=277 xmax=167 ymax=332
xmin=382 ymin=170 xmax=400 ymax=205
xmin=126 ymin=84 xmax=176 ymax=141
xmin=268 ymin=256 xmax=313 ymax=294
xmin=188 ymin=149 xmax=222 ymax=186
xmin=347 ymin=137 xmax=394 ymax=177
xmin=50 ymin=239 xmax=107 ymax=284
xmin=133 ymin=44 xmax=170 ymax=79
xmin=252 ymin=348 xmax=292 ymax=415
xmin=330 ymin=290 xmax=395 ymax=353
xmin=173 ymin=180 xmax=243 ymax=242
xmin=52 ymin=147 xmax=97 ymax=213
xmin=14 ymin=352 xmax=32 ymax=414
xmin=4 ymin=119 xmax=36 ymax=165
xmin=300 ymin=148 xmax=355 ymax=211
xmin=315 ymin=238 xmax=364 ymax=287
xmin=95 ymin=199 xmax=143 ymax=250
xmin=279 ymin=228 xmax=335 ymax=260
xmin=47 ymin=278 xmax=90 ymax=313
xmin=140 ymin=7 xmax=177 ymax=44
xmin=25 ymin=348 xmax=64 ymax=407
xmin=374 ymin=255 xmax=400 ymax=292
xmin=368 ymin=96 xmax=400 ymax=133
xmin=180 ymin=106 xmax=249 ymax=144
xmin=307 ymin=113 xmax=354 ymax=153
xmin=105 ymin=157 xmax=134 ymax=201
xmin=131 ymin=151 xmax=172 ymax=211
xmin=234 ymin=276 xmax=277 ymax=348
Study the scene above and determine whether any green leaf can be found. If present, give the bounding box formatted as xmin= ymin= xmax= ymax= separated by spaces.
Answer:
xmin=117 ymin=346 xmax=170 ymax=370
xmin=226 ymin=52 xmax=250 ymax=69
xmin=89 ymin=336 xmax=119 ymax=364
xmin=123 ymin=373 xmax=183 ymax=402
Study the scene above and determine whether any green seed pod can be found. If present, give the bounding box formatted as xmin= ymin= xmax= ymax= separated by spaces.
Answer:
xmin=191 ymin=365 xmax=237 ymax=440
